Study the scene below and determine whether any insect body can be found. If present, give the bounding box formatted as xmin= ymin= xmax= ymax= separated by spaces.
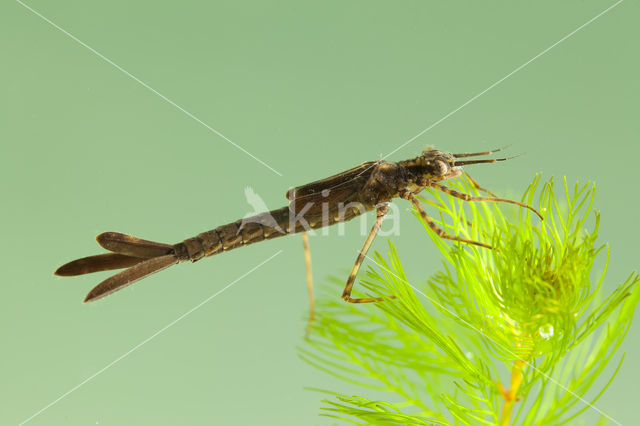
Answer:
xmin=56 ymin=146 xmax=542 ymax=304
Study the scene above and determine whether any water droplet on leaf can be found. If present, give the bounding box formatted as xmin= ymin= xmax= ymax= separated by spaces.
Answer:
xmin=539 ymin=324 xmax=554 ymax=339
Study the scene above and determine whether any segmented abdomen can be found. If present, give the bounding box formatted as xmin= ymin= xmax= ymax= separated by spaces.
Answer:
xmin=174 ymin=204 xmax=367 ymax=262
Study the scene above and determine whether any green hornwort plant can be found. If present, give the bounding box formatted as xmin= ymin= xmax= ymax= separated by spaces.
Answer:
xmin=300 ymin=175 xmax=640 ymax=425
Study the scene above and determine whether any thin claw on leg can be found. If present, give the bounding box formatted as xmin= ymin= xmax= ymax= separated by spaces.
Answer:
xmin=402 ymin=191 xmax=494 ymax=250
xmin=342 ymin=295 xmax=396 ymax=303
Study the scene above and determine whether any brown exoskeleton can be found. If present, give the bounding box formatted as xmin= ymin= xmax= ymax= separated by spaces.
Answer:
xmin=56 ymin=146 xmax=542 ymax=312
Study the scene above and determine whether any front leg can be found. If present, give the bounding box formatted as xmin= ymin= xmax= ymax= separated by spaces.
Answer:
xmin=421 ymin=179 xmax=543 ymax=220
xmin=342 ymin=203 xmax=395 ymax=303
xmin=463 ymin=170 xmax=497 ymax=197
xmin=401 ymin=191 xmax=493 ymax=250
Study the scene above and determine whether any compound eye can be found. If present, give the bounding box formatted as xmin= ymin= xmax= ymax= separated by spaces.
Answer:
xmin=434 ymin=160 xmax=448 ymax=176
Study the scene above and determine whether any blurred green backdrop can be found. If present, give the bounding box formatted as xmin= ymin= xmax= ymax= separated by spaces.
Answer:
xmin=2 ymin=1 xmax=638 ymax=424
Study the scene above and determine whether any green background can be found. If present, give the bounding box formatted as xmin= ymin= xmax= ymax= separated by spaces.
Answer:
xmin=2 ymin=1 xmax=638 ymax=424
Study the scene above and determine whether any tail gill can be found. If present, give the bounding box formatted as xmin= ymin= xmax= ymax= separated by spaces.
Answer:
xmin=55 ymin=232 xmax=178 ymax=303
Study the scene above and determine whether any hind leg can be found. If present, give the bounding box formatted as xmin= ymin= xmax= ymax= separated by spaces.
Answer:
xmin=302 ymin=231 xmax=315 ymax=337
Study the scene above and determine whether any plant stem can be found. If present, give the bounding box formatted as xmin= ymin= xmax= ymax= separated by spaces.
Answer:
xmin=500 ymin=359 xmax=525 ymax=426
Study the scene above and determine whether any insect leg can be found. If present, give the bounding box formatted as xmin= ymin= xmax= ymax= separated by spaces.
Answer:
xmin=341 ymin=203 xmax=395 ymax=304
xmin=425 ymin=181 xmax=543 ymax=220
xmin=463 ymin=170 xmax=497 ymax=197
xmin=402 ymin=191 xmax=493 ymax=249
xmin=422 ymin=197 xmax=474 ymax=228
xmin=302 ymin=231 xmax=315 ymax=336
